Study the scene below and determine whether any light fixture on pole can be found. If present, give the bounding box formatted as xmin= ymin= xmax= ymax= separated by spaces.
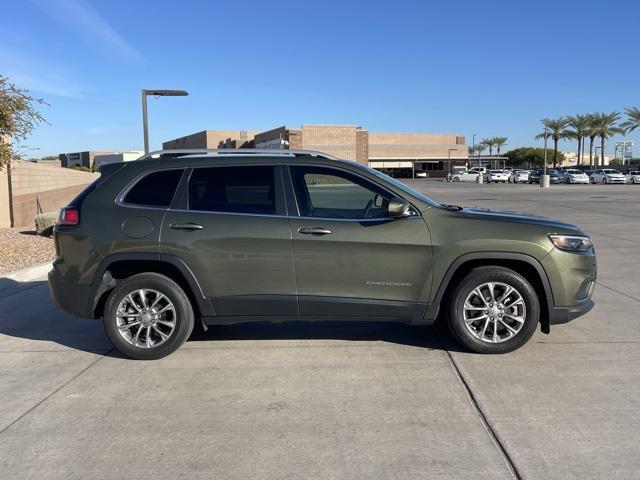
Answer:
xmin=141 ymin=89 xmax=189 ymax=154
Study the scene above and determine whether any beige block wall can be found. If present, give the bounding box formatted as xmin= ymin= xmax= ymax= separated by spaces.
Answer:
xmin=9 ymin=160 xmax=99 ymax=196
xmin=6 ymin=160 xmax=99 ymax=228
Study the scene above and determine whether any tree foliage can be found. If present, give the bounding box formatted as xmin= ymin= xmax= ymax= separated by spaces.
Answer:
xmin=620 ymin=107 xmax=640 ymax=134
xmin=503 ymin=147 xmax=565 ymax=167
xmin=0 ymin=75 xmax=48 ymax=168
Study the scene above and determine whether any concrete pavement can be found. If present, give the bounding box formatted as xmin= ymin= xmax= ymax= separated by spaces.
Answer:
xmin=0 ymin=182 xmax=638 ymax=479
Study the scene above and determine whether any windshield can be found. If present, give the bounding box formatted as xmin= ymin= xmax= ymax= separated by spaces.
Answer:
xmin=567 ymin=170 xmax=582 ymax=174
xmin=352 ymin=163 xmax=440 ymax=208
xmin=603 ymin=169 xmax=619 ymax=174
xmin=547 ymin=169 xmax=558 ymax=174
xmin=630 ymin=171 xmax=640 ymax=175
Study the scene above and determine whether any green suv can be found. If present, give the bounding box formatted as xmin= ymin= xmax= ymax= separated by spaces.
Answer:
xmin=48 ymin=150 xmax=596 ymax=359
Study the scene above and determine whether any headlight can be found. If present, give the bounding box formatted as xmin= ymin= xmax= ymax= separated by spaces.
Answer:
xmin=548 ymin=234 xmax=593 ymax=252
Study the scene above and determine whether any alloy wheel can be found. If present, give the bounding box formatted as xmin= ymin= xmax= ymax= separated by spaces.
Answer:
xmin=116 ymin=289 xmax=176 ymax=348
xmin=462 ymin=282 xmax=526 ymax=343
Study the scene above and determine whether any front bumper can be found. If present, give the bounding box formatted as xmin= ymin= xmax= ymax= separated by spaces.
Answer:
xmin=48 ymin=265 xmax=93 ymax=318
xmin=549 ymin=299 xmax=594 ymax=324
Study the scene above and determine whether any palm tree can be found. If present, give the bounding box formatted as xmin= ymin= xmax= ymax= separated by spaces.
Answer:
xmin=493 ymin=136 xmax=508 ymax=156
xmin=481 ymin=138 xmax=496 ymax=156
xmin=593 ymin=112 xmax=623 ymax=166
xmin=586 ymin=113 xmax=599 ymax=168
xmin=565 ymin=115 xmax=590 ymax=166
xmin=620 ymin=107 xmax=640 ymax=134
xmin=535 ymin=117 xmax=569 ymax=168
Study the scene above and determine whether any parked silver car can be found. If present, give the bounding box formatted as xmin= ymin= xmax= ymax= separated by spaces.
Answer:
xmin=590 ymin=169 xmax=626 ymax=184
xmin=559 ymin=169 xmax=590 ymax=184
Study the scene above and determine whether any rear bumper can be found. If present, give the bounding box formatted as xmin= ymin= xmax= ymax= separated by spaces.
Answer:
xmin=48 ymin=266 xmax=93 ymax=318
xmin=548 ymin=299 xmax=594 ymax=325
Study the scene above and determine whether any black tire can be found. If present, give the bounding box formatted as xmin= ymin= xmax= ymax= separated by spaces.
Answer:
xmin=103 ymin=273 xmax=195 ymax=360
xmin=602 ymin=177 xmax=607 ymax=184
xmin=447 ymin=266 xmax=540 ymax=354
xmin=590 ymin=177 xmax=595 ymax=184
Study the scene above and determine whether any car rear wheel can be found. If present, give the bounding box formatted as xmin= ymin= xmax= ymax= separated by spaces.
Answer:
xmin=590 ymin=177 xmax=595 ymax=184
xmin=603 ymin=178 xmax=607 ymax=184
xmin=103 ymin=273 xmax=194 ymax=360
xmin=447 ymin=266 xmax=539 ymax=354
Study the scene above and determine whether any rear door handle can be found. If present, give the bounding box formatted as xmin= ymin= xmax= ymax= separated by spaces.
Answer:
xmin=298 ymin=227 xmax=332 ymax=235
xmin=170 ymin=223 xmax=204 ymax=231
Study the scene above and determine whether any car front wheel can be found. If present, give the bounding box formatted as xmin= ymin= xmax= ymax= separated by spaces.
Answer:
xmin=447 ymin=266 xmax=540 ymax=354
xmin=103 ymin=273 xmax=195 ymax=360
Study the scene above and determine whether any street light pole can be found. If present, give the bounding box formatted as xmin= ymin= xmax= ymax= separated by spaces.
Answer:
xmin=447 ymin=148 xmax=457 ymax=182
xmin=141 ymin=89 xmax=189 ymax=154
xmin=541 ymin=124 xmax=550 ymax=188
xmin=472 ymin=133 xmax=476 ymax=167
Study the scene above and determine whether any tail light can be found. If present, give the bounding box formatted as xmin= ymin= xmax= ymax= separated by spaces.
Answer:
xmin=58 ymin=207 xmax=80 ymax=226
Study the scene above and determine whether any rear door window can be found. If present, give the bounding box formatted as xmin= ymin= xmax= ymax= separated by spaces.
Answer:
xmin=123 ymin=169 xmax=183 ymax=207
xmin=188 ymin=166 xmax=276 ymax=215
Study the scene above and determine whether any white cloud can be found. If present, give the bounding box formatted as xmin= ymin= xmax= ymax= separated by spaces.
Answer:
xmin=32 ymin=0 xmax=143 ymax=61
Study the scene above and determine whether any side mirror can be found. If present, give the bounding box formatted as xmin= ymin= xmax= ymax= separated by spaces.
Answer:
xmin=387 ymin=198 xmax=413 ymax=218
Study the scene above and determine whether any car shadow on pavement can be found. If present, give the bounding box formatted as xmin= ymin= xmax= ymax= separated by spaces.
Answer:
xmin=0 ymin=277 xmax=464 ymax=354
xmin=0 ymin=279 xmax=112 ymax=353
xmin=189 ymin=320 xmax=465 ymax=352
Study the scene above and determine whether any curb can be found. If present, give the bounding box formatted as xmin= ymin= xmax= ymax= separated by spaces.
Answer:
xmin=0 ymin=261 xmax=53 ymax=284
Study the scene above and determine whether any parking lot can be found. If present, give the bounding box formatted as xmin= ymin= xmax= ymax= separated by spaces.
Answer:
xmin=1 ymin=181 xmax=639 ymax=479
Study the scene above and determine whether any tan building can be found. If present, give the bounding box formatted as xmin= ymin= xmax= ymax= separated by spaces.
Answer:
xmin=254 ymin=125 xmax=369 ymax=164
xmin=164 ymin=124 xmax=468 ymax=178
xmin=162 ymin=130 xmax=255 ymax=150
xmin=368 ymin=132 xmax=467 ymax=177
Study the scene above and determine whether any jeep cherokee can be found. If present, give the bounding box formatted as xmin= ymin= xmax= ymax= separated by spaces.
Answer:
xmin=48 ymin=149 xmax=596 ymax=359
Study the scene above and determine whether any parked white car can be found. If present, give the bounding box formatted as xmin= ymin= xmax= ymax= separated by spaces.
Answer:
xmin=416 ymin=171 xmax=427 ymax=178
xmin=590 ymin=169 xmax=626 ymax=184
xmin=450 ymin=171 xmax=479 ymax=182
xmin=484 ymin=170 xmax=509 ymax=183
xmin=508 ymin=170 xmax=530 ymax=183
xmin=468 ymin=166 xmax=488 ymax=176
xmin=558 ymin=169 xmax=590 ymax=184
xmin=626 ymin=170 xmax=640 ymax=184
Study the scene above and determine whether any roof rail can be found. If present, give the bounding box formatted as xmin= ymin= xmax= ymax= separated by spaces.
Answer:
xmin=137 ymin=148 xmax=343 ymax=161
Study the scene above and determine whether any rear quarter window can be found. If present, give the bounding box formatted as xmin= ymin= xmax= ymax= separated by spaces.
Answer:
xmin=123 ymin=169 xmax=183 ymax=207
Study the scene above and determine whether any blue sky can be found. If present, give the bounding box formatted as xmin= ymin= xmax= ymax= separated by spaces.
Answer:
xmin=2 ymin=0 xmax=639 ymax=157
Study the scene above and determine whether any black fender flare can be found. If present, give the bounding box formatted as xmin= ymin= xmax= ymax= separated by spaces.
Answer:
xmin=89 ymin=252 xmax=215 ymax=318
xmin=421 ymin=252 xmax=555 ymax=325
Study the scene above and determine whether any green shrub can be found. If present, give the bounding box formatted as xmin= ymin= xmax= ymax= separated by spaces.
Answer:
xmin=34 ymin=211 xmax=58 ymax=236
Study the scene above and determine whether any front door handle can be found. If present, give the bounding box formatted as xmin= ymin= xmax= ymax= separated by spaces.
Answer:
xmin=298 ymin=227 xmax=333 ymax=235
xmin=170 ymin=223 xmax=204 ymax=231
